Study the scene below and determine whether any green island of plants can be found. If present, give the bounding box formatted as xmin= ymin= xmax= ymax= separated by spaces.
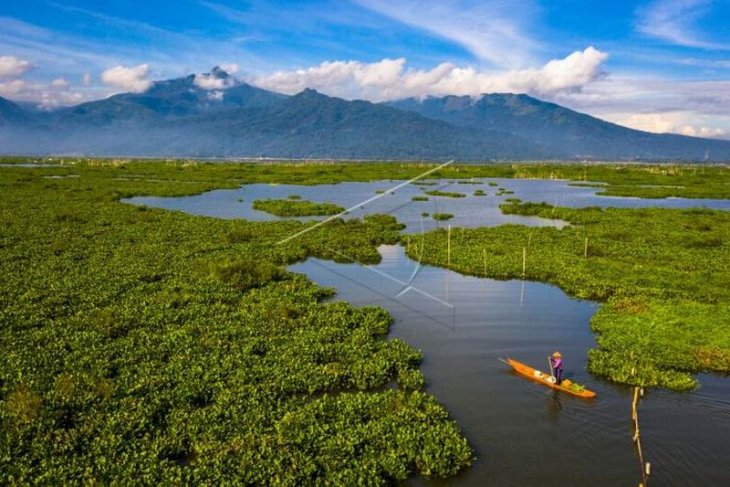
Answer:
xmin=412 ymin=196 xmax=429 ymax=201
xmin=0 ymin=163 xmax=472 ymax=483
xmin=432 ymin=213 xmax=454 ymax=221
xmin=405 ymin=201 xmax=730 ymax=390
xmin=424 ymin=190 xmax=466 ymax=198
xmin=252 ymin=198 xmax=345 ymax=217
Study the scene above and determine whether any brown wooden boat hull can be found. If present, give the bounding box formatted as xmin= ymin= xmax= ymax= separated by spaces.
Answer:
xmin=506 ymin=358 xmax=597 ymax=399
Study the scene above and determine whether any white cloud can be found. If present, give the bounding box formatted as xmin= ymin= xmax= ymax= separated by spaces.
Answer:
xmin=354 ymin=0 xmax=538 ymax=68
xmin=0 ymin=55 xmax=32 ymax=78
xmin=610 ymin=112 xmax=727 ymax=138
xmin=207 ymin=90 xmax=224 ymax=101
xmin=553 ymin=76 xmax=730 ymax=139
xmin=51 ymin=77 xmax=69 ymax=89
xmin=617 ymin=112 xmax=683 ymax=133
xmin=35 ymin=90 xmax=85 ymax=109
xmin=82 ymin=72 xmax=92 ymax=86
xmin=193 ymin=70 xmax=237 ymax=90
xmin=0 ymin=53 xmax=89 ymax=107
xmin=219 ymin=63 xmax=239 ymax=74
xmin=679 ymin=125 xmax=726 ymax=138
xmin=100 ymin=64 xmax=152 ymax=93
xmin=250 ymin=47 xmax=608 ymax=101
xmin=0 ymin=77 xmax=87 ymax=109
xmin=636 ymin=0 xmax=727 ymax=49
xmin=0 ymin=78 xmax=26 ymax=96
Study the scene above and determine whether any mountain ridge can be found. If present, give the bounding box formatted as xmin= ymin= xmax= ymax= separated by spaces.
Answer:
xmin=1 ymin=68 xmax=728 ymax=161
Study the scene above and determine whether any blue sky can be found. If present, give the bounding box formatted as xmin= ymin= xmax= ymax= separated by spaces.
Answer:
xmin=1 ymin=0 xmax=729 ymax=137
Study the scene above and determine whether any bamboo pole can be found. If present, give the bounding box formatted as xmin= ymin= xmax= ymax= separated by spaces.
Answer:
xmin=482 ymin=249 xmax=487 ymax=275
xmin=584 ymin=236 xmax=589 ymax=258
xmin=631 ymin=386 xmax=650 ymax=486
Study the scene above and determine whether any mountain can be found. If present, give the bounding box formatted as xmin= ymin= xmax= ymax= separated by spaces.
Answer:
xmin=389 ymin=94 xmax=728 ymax=160
xmin=52 ymin=67 xmax=285 ymax=126
xmin=188 ymin=88 xmax=548 ymax=159
xmin=0 ymin=96 xmax=30 ymax=125
xmin=1 ymin=69 xmax=729 ymax=161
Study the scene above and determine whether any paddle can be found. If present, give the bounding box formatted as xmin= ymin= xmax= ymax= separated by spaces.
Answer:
xmin=547 ymin=356 xmax=555 ymax=382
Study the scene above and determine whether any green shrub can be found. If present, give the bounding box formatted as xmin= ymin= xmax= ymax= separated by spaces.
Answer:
xmin=424 ymin=190 xmax=465 ymax=198
xmin=211 ymin=258 xmax=287 ymax=290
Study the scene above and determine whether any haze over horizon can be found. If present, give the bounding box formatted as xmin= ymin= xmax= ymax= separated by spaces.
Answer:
xmin=1 ymin=0 xmax=730 ymax=139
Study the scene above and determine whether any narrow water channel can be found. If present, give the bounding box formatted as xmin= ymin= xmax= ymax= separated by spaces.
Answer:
xmin=290 ymin=245 xmax=730 ymax=486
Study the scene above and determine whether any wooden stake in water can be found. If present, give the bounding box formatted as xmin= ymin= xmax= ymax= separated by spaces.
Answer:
xmin=584 ymin=236 xmax=589 ymax=258
xmin=447 ymin=225 xmax=452 ymax=266
xmin=522 ymin=247 xmax=526 ymax=278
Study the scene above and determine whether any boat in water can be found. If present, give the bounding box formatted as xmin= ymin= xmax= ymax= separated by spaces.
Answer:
xmin=502 ymin=357 xmax=597 ymax=399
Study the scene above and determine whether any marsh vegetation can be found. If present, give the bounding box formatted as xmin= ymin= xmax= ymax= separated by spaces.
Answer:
xmin=1 ymin=158 xmax=729 ymax=483
xmin=252 ymin=198 xmax=344 ymax=217
xmin=406 ymin=201 xmax=729 ymax=390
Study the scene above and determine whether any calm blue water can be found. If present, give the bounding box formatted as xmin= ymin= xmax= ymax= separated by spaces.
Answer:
xmin=124 ymin=178 xmax=729 ymax=234
xmin=126 ymin=177 xmax=730 ymax=486
xmin=291 ymin=246 xmax=730 ymax=487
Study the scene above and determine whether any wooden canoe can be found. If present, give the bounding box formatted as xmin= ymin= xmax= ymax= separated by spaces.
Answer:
xmin=504 ymin=357 xmax=597 ymax=399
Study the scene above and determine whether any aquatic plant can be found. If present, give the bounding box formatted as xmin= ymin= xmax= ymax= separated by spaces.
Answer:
xmin=0 ymin=164 xmax=472 ymax=483
xmin=424 ymin=190 xmax=466 ymax=198
xmin=405 ymin=201 xmax=730 ymax=390
xmin=252 ymin=199 xmax=344 ymax=217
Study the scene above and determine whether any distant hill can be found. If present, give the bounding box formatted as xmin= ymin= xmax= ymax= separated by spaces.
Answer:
xmin=389 ymin=94 xmax=728 ymax=161
xmin=0 ymin=96 xmax=30 ymax=125
xmin=1 ymin=67 xmax=728 ymax=161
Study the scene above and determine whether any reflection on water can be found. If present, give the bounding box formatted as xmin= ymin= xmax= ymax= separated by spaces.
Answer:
xmin=290 ymin=245 xmax=730 ymax=487
xmin=124 ymin=178 xmax=730 ymax=233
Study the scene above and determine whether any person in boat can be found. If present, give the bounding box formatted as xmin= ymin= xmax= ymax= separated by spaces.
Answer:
xmin=550 ymin=351 xmax=564 ymax=385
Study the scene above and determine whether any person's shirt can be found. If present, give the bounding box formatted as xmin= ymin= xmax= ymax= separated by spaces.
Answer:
xmin=551 ymin=357 xmax=563 ymax=370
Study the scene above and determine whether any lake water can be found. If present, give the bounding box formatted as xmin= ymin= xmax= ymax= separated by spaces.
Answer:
xmin=126 ymin=178 xmax=730 ymax=485
xmin=290 ymin=246 xmax=730 ymax=486
xmin=124 ymin=178 xmax=730 ymax=234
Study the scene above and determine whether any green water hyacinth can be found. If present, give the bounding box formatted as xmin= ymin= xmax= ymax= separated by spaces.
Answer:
xmin=0 ymin=162 xmax=471 ymax=483
xmin=405 ymin=201 xmax=730 ymax=390
xmin=253 ymin=199 xmax=345 ymax=217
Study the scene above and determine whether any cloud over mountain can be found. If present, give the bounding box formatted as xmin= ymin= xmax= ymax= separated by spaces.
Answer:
xmin=101 ymin=64 xmax=152 ymax=93
xmin=250 ymin=47 xmax=608 ymax=102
